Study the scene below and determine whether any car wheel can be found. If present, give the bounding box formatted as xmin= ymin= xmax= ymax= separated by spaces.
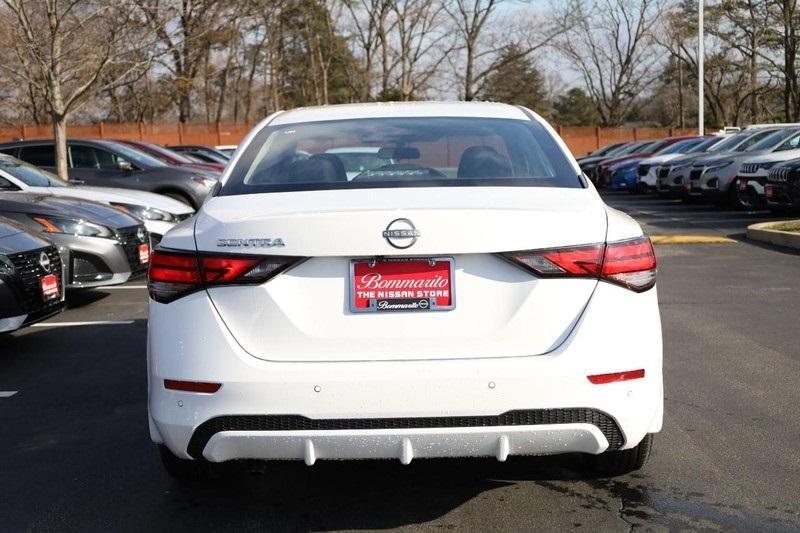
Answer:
xmin=585 ymin=433 xmax=653 ymax=477
xmin=728 ymin=180 xmax=746 ymax=210
xmin=158 ymin=445 xmax=216 ymax=482
xmin=163 ymin=191 xmax=195 ymax=208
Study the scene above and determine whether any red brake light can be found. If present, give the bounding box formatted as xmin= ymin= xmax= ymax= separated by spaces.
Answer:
xmin=501 ymin=236 xmax=656 ymax=292
xmin=148 ymin=250 xmax=304 ymax=303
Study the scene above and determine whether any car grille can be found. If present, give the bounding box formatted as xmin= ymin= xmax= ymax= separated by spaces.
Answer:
xmin=740 ymin=163 xmax=759 ymax=174
xmin=689 ymin=168 xmax=704 ymax=180
xmin=186 ymin=408 xmax=626 ymax=459
xmin=658 ymin=167 xmax=670 ymax=179
xmin=115 ymin=225 xmax=148 ymax=278
xmin=768 ymin=167 xmax=794 ymax=183
xmin=6 ymin=245 xmax=63 ymax=319
xmin=638 ymin=164 xmax=650 ymax=177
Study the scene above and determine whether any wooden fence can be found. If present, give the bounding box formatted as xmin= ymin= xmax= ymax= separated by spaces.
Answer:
xmin=0 ymin=122 xmax=698 ymax=156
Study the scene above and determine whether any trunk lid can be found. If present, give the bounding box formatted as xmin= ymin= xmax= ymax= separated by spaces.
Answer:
xmin=195 ymin=187 xmax=607 ymax=362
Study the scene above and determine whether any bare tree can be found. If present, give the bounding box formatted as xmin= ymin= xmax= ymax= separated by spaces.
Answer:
xmin=0 ymin=0 xmax=154 ymax=178
xmin=139 ymin=0 xmax=230 ymax=123
xmin=391 ymin=0 xmax=452 ymax=100
xmin=338 ymin=0 xmax=394 ymax=100
xmin=446 ymin=0 xmax=569 ymax=102
xmin=556 ymin=0 xmax=663 ymax=126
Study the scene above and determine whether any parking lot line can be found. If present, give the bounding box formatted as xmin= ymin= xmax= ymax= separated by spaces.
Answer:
xmin=30 ymin=320 xmax=135 ymax=328
xmin=0 ymin=391 xmax=19 ymax=398
xmin=99 ymin=285 xmax=147 ymax=290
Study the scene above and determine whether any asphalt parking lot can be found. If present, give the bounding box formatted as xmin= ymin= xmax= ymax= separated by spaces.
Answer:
xmin=1 ymin=193 xmax=799 ymax=532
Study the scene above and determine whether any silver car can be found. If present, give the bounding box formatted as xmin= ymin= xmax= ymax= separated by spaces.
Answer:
xmin=0 ymin=193 xmax=149 ymax=288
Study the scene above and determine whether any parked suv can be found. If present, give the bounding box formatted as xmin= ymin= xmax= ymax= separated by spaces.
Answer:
xmin=682 ymin=128 xmax=786 ymax=203
xmin=765 ymin=159 xmax=800 ymax=212
xmin=0 ymin=139 xmax=218 ymax=208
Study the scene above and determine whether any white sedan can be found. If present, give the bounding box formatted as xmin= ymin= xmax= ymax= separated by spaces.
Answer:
xmin=0 ymin=154 xmax=194 ymax=242
xmin=147 ymin=102 xmax=662 ymax=480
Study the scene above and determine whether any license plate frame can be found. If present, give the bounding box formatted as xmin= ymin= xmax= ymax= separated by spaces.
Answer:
xmin=349 ymin=257 xmax=455 ymax=313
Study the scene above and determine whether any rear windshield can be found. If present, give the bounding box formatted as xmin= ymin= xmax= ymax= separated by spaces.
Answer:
xmin=221 ymin=117 xmax=581 ymax=195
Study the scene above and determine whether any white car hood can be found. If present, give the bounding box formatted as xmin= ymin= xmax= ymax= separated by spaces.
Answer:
xmin=742 ymin=149 xmax=800 ymax=165
xmin=25 ymin=186 xmax=194 ymax=215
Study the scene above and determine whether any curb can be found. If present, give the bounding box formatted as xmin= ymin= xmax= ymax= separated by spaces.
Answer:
xmin=746 ymin=221 xmax=800 ymax=250
xmin=650 ymin=235 xmax=736 ymax=245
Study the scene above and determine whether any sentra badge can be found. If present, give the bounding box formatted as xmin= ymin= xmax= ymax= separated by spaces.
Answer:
xmin=217 ymin=238 xmax=285 ymax=248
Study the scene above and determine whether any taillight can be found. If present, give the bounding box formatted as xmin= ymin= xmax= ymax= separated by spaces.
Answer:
xmin=501 ymin=236 xmax=657 ymax=292
xmin=148 ymin=250 xmax=304 ymax=303
xmin=601 ymin=237 xmax=657 ymax=291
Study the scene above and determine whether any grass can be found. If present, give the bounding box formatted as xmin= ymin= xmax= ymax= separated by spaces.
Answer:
xmin=770 ymin=220 xmax=800 ymax=233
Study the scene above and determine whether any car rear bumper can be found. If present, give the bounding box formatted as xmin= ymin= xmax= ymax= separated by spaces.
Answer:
xmin=148 ymin=281 xmax=663 ymax=462
xmin=199 ymin=422 xmax=611 ymax=464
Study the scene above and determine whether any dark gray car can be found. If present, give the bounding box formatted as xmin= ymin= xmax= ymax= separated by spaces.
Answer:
xmin=0 ymin=192 xmax=149 ymax=289
xmin=0 ymin=139 xmax=219 ymax=208
xmin=0 ymin=215 xmax=65 ymax=332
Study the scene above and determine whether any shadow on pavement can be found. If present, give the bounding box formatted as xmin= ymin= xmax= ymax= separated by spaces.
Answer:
xmin=158 ymin=454 xmax=600 ymax=531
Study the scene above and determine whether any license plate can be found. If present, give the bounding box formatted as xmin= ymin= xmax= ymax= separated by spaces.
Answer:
xmin=40 ymin=274 xmax=59 ymax=302
xmin=138 ymin=244 xmax=150 ymax=264
xmin=350 ymin=257 xmax=455 ymax=313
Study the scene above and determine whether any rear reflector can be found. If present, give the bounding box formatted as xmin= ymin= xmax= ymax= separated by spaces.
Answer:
xmin=164 ymin=379 xmax=222 ymax=393
xmin=587 ymin=369 xmax=645 ymax=385
xmin=501 ymin=236 xmax=657 ymax=292
xmin=148 ymin=250 xmax=305 ymax=303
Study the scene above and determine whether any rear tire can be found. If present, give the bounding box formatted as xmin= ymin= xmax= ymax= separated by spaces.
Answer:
xmin=158 ymin=445 xmax=215 ymax=482
xmin=585 ymin=433 xmax=653 ymax=477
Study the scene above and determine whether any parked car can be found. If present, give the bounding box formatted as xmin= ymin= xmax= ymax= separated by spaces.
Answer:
xmin=693 ymin=127 xmax=800 ymax=206
xmin=655 ymin=135 xmax=740 ymax=196
xmin=115 ymin=140 xmax=225 ymax=173
xmin=735 ymin=141 xmax=800 ymax=209
xmin=0 ymin=154 xmax=193 ymax=245
xmin=634 ymin=137 xmax=715 ymax=193
xmin=575 ymin=141 xmax=629 ymax=163
xmin=579 ymin=141 xmax=645 ymax=182
xmin=765 ymin=159 xmax=800 ymax=212
xmin=601 ymin=136 xmax=697 ymax=190
xmin=0 ymin=139 xmax=218 ymax=209
xmin=680 ymin=128 xmax=785 ymax=201
xmin=0 ymin=193 xmax=149 ymax=288
xmin=0 ymin=215 xmax=65 ymax=333
xmin=167 ymin=145 xmax=230 ymax=165
xmin=148 ymin=101 xmax=662 ymax=481
xmin=596 ymin=137 xmax=696 ymax=187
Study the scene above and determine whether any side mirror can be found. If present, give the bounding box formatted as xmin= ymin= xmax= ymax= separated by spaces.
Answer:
xmin=117 ymin=160 xmax=133 ymax=172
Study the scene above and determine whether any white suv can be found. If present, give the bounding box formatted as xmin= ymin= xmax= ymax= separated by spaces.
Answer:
xmin=147 ymin=102 xmax=663 ymax=480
